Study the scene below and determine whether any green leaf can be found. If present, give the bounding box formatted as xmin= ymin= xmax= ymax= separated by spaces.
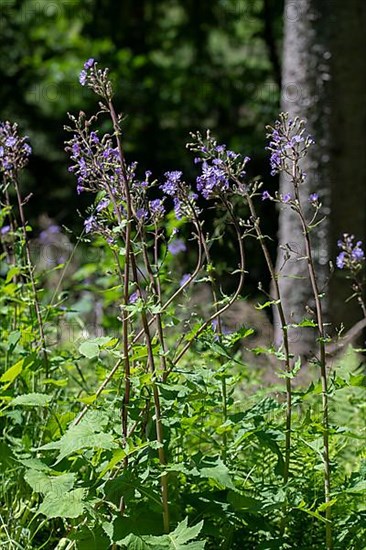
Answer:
xmin=38 ymin=415 xmax=118 ymax=463
xmin=38 ymin=488 xmax=86 ymax=518
xmin=0 ymin=358 xmax=24 ymax=384
xmin=71 ymin=525 xmax=110 ymax=550
xmin=11 ymin=393 xmax=52 ymax=407
xmin=296 ymin=318 xmax=318 ymax=327
xmin=349 ymin=374 xmax=366 ymax=387
xmin=25 ymin=469 xmax=76 ymax=495
xmin=7 ymin=330 xmax=21 ymax=350
xmin=5 ymin=266 xmax=21 ymax=284
xmin=78 ymin=341 xmax=100 ymax=359
xmin=227 ymin=491 xmax=263 ymax=513
xmin=118 ymin=518 xmax=205 ymax=549
xmin=119 ymin=535 xmax=150 ymax=550
xmin=198 ymin=458 xmax=235 ymax=490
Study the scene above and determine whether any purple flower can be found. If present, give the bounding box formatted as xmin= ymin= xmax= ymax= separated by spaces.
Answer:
xmin=262 ymin=190 xmax=271 ymax=200
xmin=173 ymin=197 xmax=182 ymax=219
xmin=168 ymin=239 xmax=187 ymax=255
xmin=1 ymin=225 xmax=10 ymax=235
xmin=215 ymin=144 xmax=226 ymax=153
xmin=79 ymin=70 xmax=87 ymax=86
xmin=352 ymin=244 xmax=365 ymax=261
xmin=266 ymin=115 xmax=313 ymax=176
xmin=309 ymin=193 xmax=319 ymax=202
xmin=336 ymin=233 xmax=365 ymax=270
xmin=149 ymin=199 xmax=165 ymax=217
xmin=283 ymin=193 xmax=291 ymax=203
xmin=180 ymin=273 xmax=191 ymax=287
xmin=129 ymin=291 xmax=139 ymax=304
xmin=84 ymin=215 xmax=95 ymax=234
xmin=136 ymin=208 xmax=148 ymax=221
xmin=96 ymin=198 xmax=110 ymax=212
xmin=336 ymin=252 xmax=346 ymax=269
xmin=76 ymin=179 xmax=84 ymax=194
xmin=90 ymin=131 xmax=99 ymax=144
xmin=196 ymin=161 xmax=229 ymax=199
xmin=0 ymin=121 xmax=32 ymax=174
xmin=160 ymin=171 xmax=182 ymax=197
xmin=269 ymin=151 xmax=281 ymax=176
xmin=23 ymin=143 xmax=32 ymax=155
xmin=227 ymin=150 xmax=239 ymax=160
xmin=84 ymin=58 xmax=95 ymax=70
xmin=5 ymin=137 xmax=17 ymax=148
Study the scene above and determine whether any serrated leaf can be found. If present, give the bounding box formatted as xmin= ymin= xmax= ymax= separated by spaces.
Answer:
xmin=38 ymin=415 xmax=118 ymax=463
xmin=119 ymin=535 xmax=150 ymax=550
xmin=78 ymin=341 xmax=99 ymax=358
xmin=11 ymin=393 xmax=52 ymax=407
xmin=118 ymin=518 xmax=205 ymax=549
xmin=38 ymin=488 xmax=86 ymax=518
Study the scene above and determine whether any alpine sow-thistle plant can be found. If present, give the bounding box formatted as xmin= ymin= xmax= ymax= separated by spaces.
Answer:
xmin=1 ymin=60 xmax=366 ymax=549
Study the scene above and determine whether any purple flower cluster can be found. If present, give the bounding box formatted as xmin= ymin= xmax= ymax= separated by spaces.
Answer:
xmin=160 ymin=171 xmax=182 ymax=196
xmin=66 ymin=115 xmax=124 ymax=197
xmin=79 ymin=58 xmax=95 ymax=86
xmin=196 ymin=160 xmax=229 ymax=199
xmin=0 ymin=121 xmax=32 ymax=176
xmin=159 ymin=171 xmax=197 ymax=220
xmin=266 ymin=115 xmax=314 ymax=177
xmin=187 ymin=132 xmax=250 ymax=199
xmin=149 ymin=198 xmax=165 ymax=218
xmin=336 ymin=234 xmax=365 ymax=270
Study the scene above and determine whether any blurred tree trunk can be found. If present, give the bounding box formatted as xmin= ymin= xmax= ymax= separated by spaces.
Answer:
xmin=274 ymin=0 xmax=366 ymax=355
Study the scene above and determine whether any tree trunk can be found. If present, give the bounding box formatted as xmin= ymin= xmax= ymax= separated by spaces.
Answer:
xmin=274 ymin=0 xmax=366 ymax=356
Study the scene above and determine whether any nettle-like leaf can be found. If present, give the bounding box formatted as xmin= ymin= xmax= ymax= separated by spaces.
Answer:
xmin=38 ymin=488 xmax=86 ymax=519
xmin=38 ymin=411 xmax=118 ymax=463
xmin=78 ymin=336 xmax=118 ymax=358
xmin=25 ymin=469 xmax=76 ymax=495
xmin=118 ymin=518 xmax=205 ymax=549
xmin=25 ymin=468 xmax=86 ymax=519
xmin=198 ymin=458 xmax=235 ymax=490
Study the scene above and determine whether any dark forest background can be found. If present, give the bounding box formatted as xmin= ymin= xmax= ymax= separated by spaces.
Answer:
xmin=0 ymin=0 xmax=283 ymax=234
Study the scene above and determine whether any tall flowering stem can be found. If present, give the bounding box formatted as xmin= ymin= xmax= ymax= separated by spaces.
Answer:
xmin=0 ymin=122 xmax=49 ymax=375
xmin=67 ymin=59 xmax=171 ymax=531
xmin=187 ymin=132 xmax=293 ymax=515
xmin=267 ymin=113 xmax=332 ymax=549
